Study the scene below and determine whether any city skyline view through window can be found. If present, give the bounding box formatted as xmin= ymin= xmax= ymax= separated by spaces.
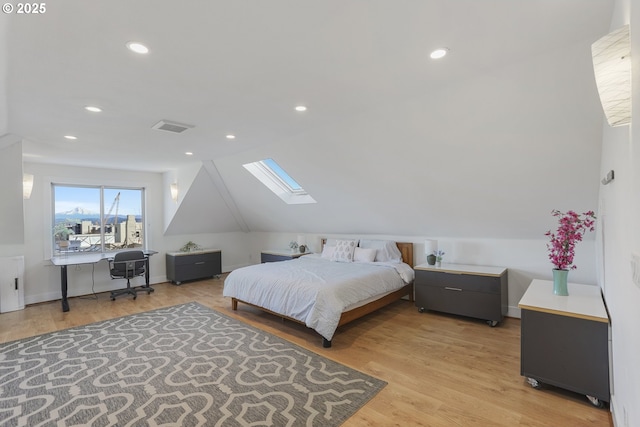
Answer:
xmin=53 ymin=185 xmax=145 ymax=253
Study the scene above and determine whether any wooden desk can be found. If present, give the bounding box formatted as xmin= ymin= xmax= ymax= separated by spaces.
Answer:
xmin=518 ymin=279 xmax=610 ymax=407
xmin=51 ymin=250 xmax=157 ymax=312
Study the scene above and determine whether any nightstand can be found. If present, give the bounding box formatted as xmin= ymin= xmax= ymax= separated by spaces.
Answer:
xmin=260 ymin=250 xmax=310 ymax=263
xmin=166 ymin=249 xmax=222 ymax=285
xmin=519 ymin=279 xmax=609 ymax=407
xmin=414 ymin=263 xmax=508 ymax=326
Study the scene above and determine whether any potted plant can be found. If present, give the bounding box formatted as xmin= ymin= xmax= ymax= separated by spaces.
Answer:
xmin=53 ymin=224 xmax=74 ymax=249
xmin=289 ymin=241 xmax=299 ymax=253
xmin=434 ymin=250 xmax=445 ymax=267
xmin=179 ymin=241 xmax=201 ymax=252
xmin=545 ymin=209 xmax=596 ymax=295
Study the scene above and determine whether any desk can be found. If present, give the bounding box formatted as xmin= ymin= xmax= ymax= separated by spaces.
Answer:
xmin=51 ymin=250 xmax=157 ymax=312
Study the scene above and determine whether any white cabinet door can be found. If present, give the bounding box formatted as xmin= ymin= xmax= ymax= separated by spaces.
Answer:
xmin=0 ymin=256 xmax=25 ymax=312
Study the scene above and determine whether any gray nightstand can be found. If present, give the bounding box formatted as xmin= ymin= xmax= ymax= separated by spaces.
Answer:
xmin=260 ymin=250 xmax=310 ymax=263
xmin=414 ymin=262 xmax=508 ymax=326
xmin=166 ymin=249 xmax=222 ymax=285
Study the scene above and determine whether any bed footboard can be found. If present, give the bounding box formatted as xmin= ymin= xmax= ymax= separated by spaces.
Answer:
xmin=230 ymin=282 xmax=413 ymax=348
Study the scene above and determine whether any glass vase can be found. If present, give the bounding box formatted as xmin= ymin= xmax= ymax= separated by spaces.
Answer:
xmin=552 ymin=269 xmax=569 ymax=296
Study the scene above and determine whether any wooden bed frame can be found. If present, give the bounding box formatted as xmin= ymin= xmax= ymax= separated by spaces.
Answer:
xmin=230 ymin=241 xmax=414 ymax=348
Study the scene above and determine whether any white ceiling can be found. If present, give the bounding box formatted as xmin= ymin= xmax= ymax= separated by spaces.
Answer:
xmin=3 ymin=0 xmax=613 ymax=172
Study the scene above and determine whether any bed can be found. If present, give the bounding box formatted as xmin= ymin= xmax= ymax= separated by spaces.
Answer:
xmin=223 ymin=239 xmax=414 ymax=347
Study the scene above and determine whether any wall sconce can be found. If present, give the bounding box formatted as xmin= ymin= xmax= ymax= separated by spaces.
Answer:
xmin=23 ymin=173 xmax=34 ymax=199
xmin=170 ymin=182 xmax=178 ymax=203
xmin=592 ymin=25 xmax=631 ymax=127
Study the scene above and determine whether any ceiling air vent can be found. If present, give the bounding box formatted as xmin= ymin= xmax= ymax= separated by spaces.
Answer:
xmin=152 ymin=120 xmax=194 ymax=134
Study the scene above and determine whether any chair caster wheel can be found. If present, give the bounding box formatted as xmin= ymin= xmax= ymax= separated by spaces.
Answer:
xmin=110 ymin=297 xmax=115 ymax=301
xmin=418 ymin=307 xmax=425 ymax=313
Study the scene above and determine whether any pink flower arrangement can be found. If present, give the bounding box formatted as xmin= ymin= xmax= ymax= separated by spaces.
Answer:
xmin=545 ymin=210 xmax=596 ymax=270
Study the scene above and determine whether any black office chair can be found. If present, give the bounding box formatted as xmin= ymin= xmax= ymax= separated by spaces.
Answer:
xmin=109 ymin=251 xmax=150 ymax=300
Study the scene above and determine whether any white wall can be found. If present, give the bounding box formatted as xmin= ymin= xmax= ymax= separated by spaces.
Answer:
xmin=21 ymin=162 xmax=252 ymax=305
xmin=0 ymin=140 xmax=25 ymax=251
xmin=251 ymin=231 xmax=596 ymax=318
xmin=599 ymin=1 xmax=640 ymax=426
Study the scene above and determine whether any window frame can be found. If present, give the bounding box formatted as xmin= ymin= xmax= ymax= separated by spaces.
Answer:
xmin=51 ymin=183 xmax=146 ymax=255
xmin=243 ymin=158 xmax=316 ymax=204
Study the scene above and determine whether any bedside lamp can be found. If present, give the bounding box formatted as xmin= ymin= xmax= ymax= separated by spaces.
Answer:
xmin=297 ymin=235 xmax=307 ymax=253
xmin=425 ymin=240 xmax=437 ymax=265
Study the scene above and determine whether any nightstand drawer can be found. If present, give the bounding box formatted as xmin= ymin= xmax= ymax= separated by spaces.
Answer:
xmin=416 ymin=285 xmax=503 ymax=321
xmin=415 ymin=269 xmax=501 ymax=294
xmin=172 ymin=252 xmax=215 ymax=266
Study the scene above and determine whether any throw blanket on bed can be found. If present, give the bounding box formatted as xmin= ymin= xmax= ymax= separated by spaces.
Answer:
xmin=223 ymin=254 xmax=413 ymax=341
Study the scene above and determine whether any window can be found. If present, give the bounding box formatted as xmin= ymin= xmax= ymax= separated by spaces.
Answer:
xmin=52 ymin=184 xmax=145 ymax=254
xmin=243 ymin=158 xmax=316 ymax=204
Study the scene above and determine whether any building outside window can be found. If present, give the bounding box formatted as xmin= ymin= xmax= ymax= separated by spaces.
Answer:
xmin=52 ymin=184 xmax=145 ymax=254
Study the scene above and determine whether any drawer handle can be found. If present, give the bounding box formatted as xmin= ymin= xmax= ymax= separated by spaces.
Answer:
xmin=444 ymin=287 xmax=463 ymax=292
xmin=195 ymin=261 xmax=206 ymax=265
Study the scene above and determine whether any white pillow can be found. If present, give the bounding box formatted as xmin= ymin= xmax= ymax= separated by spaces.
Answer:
xmin=321 ymin=245 xmax=336 ymax=259
xmin=331 ymin=239 xmax=357 ymax=262
xmin=324 ymin=238 xmax=359 ymax=248
xmin=354 ymin=247 xmax=377 ymax=263
xmin=359 ymin=239 xmax=402 ymax=263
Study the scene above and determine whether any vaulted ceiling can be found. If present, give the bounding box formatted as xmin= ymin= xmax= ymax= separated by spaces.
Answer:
xmin=2 ymin=0 xmax=614 ymax=238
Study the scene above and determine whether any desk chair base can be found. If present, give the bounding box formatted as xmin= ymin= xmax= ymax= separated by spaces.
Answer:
xmin=110 ymin=280 xmax=154 ymax=301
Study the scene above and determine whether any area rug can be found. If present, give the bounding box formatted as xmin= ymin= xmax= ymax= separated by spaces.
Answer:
xmin=0 ymin=302 xmax=385 ymax=426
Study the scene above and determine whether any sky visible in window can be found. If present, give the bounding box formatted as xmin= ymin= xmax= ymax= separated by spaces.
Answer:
xmin=54 ymin=186 xmax=142 ymax=215
xmin=263 ymin=158 xmax=303 ymax=191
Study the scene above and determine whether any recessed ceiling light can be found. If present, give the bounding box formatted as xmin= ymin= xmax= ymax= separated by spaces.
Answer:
xmin=85 ymin=106 xmax=102 ymax=113
xmin=64 ymin=135 xmax=77 ymax=140
xmin=430 ymin=48 xmax=449 ymax=59
xmin=185 ymin=152 xmax=193 ymax=156
xmin=126 ymin=42 xmax=149 ymax=54
xmin=226 ymin=134 xmax=236 ymax=140
xmin=295 ymin=105 xmax=307 ymax=112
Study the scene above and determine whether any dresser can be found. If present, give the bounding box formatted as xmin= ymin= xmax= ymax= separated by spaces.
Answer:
xmin=414 ymin=263 xmax=508 ymax=326
xmin=166 ymin=249 xmax=222 ymax=285
xmin=519 ymin=279 xmax=610 ymax=407
xmin=260 ymin=250 xmax=309 ymax=263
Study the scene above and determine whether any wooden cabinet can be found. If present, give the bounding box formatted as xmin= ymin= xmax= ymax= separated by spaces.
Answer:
xmin=260 ymin=250 xmax=309 ymax=263
xmin=519 ymin=280 xmax=610 ymax=406
xmin=166 ymin=250 xmax=221 ymax=285
xmin=414 ymin=263 xmax=507 ymax=326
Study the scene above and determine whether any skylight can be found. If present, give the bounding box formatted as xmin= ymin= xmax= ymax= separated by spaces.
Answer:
xmin=243 ymin=158 xmax=316 ymax=204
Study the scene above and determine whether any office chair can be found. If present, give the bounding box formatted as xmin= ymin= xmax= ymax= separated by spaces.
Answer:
xmin=109 ymin=251 xmax=150 ymax=300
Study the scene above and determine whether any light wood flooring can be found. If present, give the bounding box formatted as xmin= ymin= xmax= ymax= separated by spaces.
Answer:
xmin=0 ymin=277 xmax=613 ymax=427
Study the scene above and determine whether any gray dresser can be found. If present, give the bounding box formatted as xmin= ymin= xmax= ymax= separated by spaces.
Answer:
xmin=260 ymin=250 xmax=309 ymax=263
xmin=414 ymin=263 xmax=508 ymax=326
xmin=166 ymin=249 xmax=222 ymax=285
xmin=519 ymin=279 xmax=610 ymax=407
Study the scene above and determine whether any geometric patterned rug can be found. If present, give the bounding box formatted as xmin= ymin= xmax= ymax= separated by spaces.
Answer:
xmin=0 ymin=302 xmax=385 ymax=426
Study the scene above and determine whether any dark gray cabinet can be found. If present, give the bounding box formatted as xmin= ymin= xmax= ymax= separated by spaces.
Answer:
xmin=166 ymin=250 xmax=221 ymax=285
xmin=260 ymin=250 xmax=308 ymax=263
xmin=414 ymin=263 xmax=508 ymax=326
xmin=519 ymin=280 xmax=610 ymax=406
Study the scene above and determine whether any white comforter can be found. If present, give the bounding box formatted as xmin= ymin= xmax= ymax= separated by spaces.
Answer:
xmin=223 ymin=254 xmax=414 ymax=341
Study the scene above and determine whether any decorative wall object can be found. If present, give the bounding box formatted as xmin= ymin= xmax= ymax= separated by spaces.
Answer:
xmin=592 ymin=25 xmax=631 ymax=127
